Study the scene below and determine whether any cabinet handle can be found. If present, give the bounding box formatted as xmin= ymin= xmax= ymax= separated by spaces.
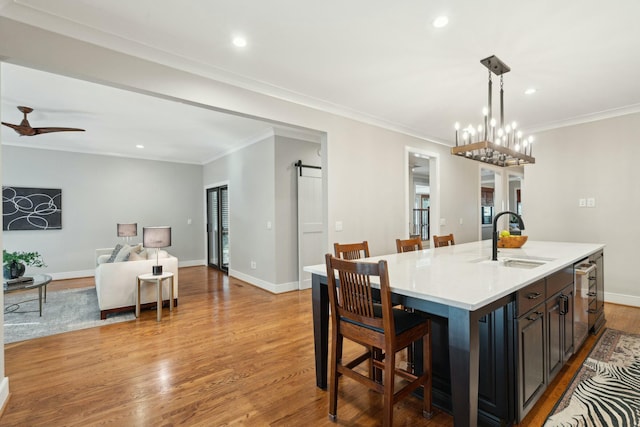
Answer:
xmin=587 ymin=292 xmax=596 ymax=297
xmin=588 ymin=276 xmax=596 ymax=280
xmin=526 ymin=292 xmax=542 ymax=300
xmin=588 ymin=309 xmax=598 ymax=314
xmin=526 ymin=311 xmax=543 ymax=321
xmin=559 ymin=295 xmax=569 ymax=315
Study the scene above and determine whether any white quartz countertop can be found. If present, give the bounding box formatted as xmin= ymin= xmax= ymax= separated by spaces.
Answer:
xmin=304 ymin=240 xmax=604 ymax=311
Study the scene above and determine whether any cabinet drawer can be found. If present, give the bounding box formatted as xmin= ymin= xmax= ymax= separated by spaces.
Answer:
xmin=546 ymin=266 xmax=573 ymax=296
xmin=516 ymin=279 xmax=545 ymax=317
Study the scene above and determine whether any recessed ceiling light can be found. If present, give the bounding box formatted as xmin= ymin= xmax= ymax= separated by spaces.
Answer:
xmin=432 ymin=16 xmax=449 ymax=28
xmin=525 ymin=88 xmax=536 ymax=95
xmin=136 ymin=144 xmax=144 ymax=149
xmin=232 ymin=36 xmax=247 ymax=48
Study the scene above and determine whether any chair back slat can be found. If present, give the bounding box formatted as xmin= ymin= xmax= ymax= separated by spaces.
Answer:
xmin=326 ymin=254 xmax=388 ymax=331
xmin=334 ymin=241 xmax=370 ymax=260
xmin=395 ymin=237 xmax=423 ymax=253
xmin=433 ymin=233 xmax=455 ymax=248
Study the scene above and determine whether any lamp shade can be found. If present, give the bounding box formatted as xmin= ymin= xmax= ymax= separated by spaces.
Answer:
xmin=143 ymin=226 xmax=172 ymax=248
xmin=117 ymin=223 xmax=138 ymax=237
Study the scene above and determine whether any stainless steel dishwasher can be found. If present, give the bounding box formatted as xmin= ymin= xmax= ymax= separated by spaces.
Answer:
xmin=574 ymin=260 xmax=594 ymax=350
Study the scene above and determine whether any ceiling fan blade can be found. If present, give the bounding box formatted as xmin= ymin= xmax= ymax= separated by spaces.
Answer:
xmin=1 ymin=121 xmax=36 ymax=136
xmin=4 ymin=107 xmax=86 ymax=136
xmin=32 ymin=127 xmax=85 ymax=135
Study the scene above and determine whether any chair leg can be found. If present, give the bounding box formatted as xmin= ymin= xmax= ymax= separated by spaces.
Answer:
xmin=370 ymin=347 xmax=383 ymax=383
xmin=422 ymin=329 xmax=433 ymax=419
xmin=382 ymin=350 xmax=395 ymax=427
xmin=328 ymin=333 xmax=342 ymax=421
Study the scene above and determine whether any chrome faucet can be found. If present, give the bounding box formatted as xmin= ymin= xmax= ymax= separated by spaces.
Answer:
xmin=492 ymin=211 xmax=525 ymax=261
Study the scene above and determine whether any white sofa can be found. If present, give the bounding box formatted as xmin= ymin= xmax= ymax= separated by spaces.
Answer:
xmin=94 ymin=244 xmax=179 ymax=319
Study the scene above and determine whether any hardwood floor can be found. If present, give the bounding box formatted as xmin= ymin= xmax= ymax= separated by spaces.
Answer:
xmin=1 ymin=266 xmax=638 ymax=426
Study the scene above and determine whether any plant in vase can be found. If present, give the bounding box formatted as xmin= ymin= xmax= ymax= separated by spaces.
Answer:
xmin=2 ymin=250 xmax=47 ymax=280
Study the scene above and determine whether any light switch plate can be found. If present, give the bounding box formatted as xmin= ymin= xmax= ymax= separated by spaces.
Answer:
xmin=335 ymin=221 xmax=343 ymax=232
xmin=578 ymin=198 xmax=586 ymax=207
xmin=587 ymin=197 xmax=596 ymax=208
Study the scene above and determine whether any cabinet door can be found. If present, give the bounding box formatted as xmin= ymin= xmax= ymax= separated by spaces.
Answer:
xmin=517 ymin=303 xmax=546 ymax=420
xmin=546 ymin=295 xmax=563 ymax=381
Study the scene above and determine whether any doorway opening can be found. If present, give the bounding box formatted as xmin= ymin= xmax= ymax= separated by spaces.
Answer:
xmin=406 ymin=149 xmax=439 ymax=246
xmin=206 ymin=185 xmax=229 ymax=273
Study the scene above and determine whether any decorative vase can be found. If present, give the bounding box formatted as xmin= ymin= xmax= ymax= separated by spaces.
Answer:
xmin=3 ymin=261 xmax=26 ymax=280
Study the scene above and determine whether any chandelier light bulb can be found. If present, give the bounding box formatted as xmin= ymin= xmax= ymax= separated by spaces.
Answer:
xmin=490 ymin=118 xmax=496 ymax=127
xmin=495 ymin=137 xmax=501 ymax=146
xmin=482 ymin=107 xmax=488 ymax=116
xmin=505 ymin=125 xmax=511 ymax=133
xmin=512 ymin=121 xmax=517 ymax=130
xmin=455 ymin=122 xmax=460 ymax=130
xmin=515 ymin=143 xmax=520 ymax=151
xmin=517 ymin=131 xmax=523 ymax=138
xmin=528 ymin=136 xmax=534 ymax=143
xmin=497 ymin=128 xmax=504 ymax=137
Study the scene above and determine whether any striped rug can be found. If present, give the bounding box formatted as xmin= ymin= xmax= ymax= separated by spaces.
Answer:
xmin=545 ymin=328 xmax=640 ymax=426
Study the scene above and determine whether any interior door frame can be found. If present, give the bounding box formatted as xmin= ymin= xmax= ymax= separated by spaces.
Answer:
xmin=204 ymin=180 xmax=229 ymax=273
xmin=404 ymin=147 xmax=440 ymax=242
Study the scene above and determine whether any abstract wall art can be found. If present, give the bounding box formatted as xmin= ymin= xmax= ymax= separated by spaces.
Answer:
xmin=2 ymin=186 xmax=62 ymax=230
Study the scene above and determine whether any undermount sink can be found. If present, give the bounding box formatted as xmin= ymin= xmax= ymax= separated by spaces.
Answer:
xmin=471 ymin=255 xmax=555 ymax=269
xmin=500 ymin=258 xmax=549 ymax=269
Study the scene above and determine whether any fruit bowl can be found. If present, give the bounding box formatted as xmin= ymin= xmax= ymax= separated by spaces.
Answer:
xmin=497 ymin=235 xmax=528 ymax=248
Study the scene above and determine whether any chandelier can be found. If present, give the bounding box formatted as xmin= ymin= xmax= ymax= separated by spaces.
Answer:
xmin=450 ymin=55 xmax=535 ymax=167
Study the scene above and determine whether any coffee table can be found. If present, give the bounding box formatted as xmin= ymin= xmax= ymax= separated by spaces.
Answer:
xmin=4 ymin=274 xmax=52 ymax=317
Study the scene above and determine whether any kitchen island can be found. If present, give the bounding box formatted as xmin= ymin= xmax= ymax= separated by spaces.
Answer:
xmin=306 ymin=240 xmax=605 ymax=427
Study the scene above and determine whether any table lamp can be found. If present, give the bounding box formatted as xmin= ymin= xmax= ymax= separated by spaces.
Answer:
xmin=117 ymin=223 xmax=137 ymax=243
xmin=143 ymin=226 xmax=172 ymax=275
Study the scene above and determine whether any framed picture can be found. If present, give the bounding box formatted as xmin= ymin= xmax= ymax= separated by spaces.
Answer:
xmin=2 ymin=186 xmax=62 ymax=230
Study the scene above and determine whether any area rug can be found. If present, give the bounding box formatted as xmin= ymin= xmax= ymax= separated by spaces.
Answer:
xmin=545 ymin=328 xmax=640 ymax=426
xmin=4 ymin=286 xmax=135 ymax=344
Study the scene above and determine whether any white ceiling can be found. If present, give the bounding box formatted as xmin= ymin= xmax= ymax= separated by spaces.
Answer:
xmin=1 ymin=0 xmax=640 ymax=163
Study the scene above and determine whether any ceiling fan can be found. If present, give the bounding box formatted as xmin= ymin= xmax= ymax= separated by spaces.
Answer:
xmin=1 ymin=106 xmax=85 ymax=136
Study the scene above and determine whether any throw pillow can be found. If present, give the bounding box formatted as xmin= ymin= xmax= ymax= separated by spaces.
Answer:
xmin=128 ymin=250 xmax=145 ymax=261
xmin=107 ymin=244 xmax=123 ymax=263
xmin=114 ymin=244 xmax=137 ymax=262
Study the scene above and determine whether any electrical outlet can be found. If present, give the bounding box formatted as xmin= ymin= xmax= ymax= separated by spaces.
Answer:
xmin=587 ymin=197 xmax=596 ymax=208
xmin=266 ymin=221 xmax=272 ymax=230
xmin=335 ymin=221 xmax=343 ymax=232
xmin=250 ymin=261 xmax=256 ymax=269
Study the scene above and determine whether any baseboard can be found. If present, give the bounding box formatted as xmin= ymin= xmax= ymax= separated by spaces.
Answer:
xmin=178 ymin=259 xmax=205 ymax=268
xmin=228 ymin=270 xmax=299 ymax=294
xmin=605 ymin=291 xmax=640 ymax=307
xmin=0 ymin=377 xmax=9 ymax=417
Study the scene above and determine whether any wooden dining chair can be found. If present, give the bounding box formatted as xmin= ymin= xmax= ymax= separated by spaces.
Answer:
xmin=396 ymin=236 xmax=423 ymax=253
xmin=325 ymin=254 xmax=432 ymax=426
xmin=433 ymin=233 xmax=455 ymax=248
xmin=333 ymin=241 xmax=370 ymax=260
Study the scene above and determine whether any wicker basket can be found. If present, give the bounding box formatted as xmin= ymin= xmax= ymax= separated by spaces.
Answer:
xmin=497 ymin=235 xmax=528 ymax=248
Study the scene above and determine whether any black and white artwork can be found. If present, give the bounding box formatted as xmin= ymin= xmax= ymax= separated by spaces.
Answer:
xmin=2 ymin=186 xmax=62 ymax=230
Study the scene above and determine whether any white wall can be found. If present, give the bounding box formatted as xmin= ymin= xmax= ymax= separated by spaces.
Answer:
xmin=274 ymin=136 xmax=321 ymax=284
xmin=202 ymin=134 xmax=321 ymax=292
xmin=525 ymin=112 xmax=640 ymax=306
xmin=2 ymin=146 xmax=204 ymax=278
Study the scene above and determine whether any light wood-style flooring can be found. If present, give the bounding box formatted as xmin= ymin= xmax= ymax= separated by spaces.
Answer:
xmin=1 ymin=266 xmax=638 ymax=426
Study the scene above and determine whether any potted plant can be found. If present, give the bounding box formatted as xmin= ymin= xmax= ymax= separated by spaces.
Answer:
xmin=3 ymin=250 xmax=47 ymax=280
